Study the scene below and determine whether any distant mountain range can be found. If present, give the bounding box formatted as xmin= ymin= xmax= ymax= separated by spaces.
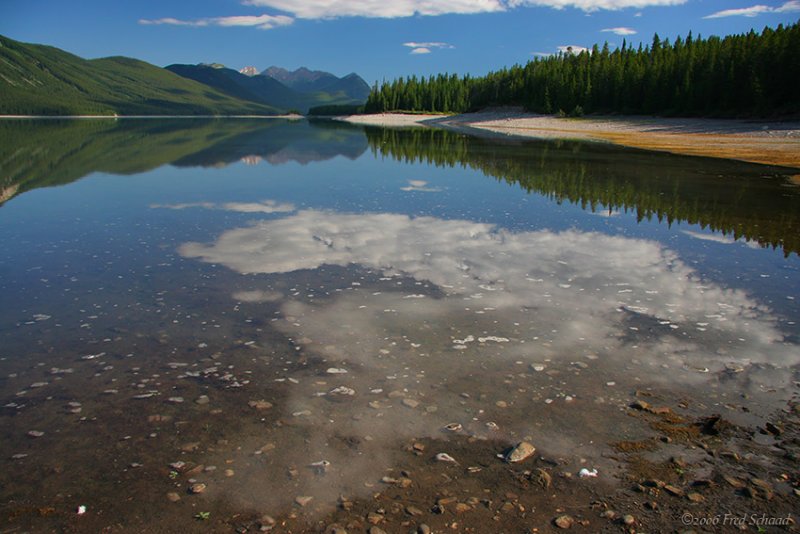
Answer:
xmin=166 ymin=63 xmax=369 ymax=113
xmin=0 ymin=34 xmax=370 ymax=115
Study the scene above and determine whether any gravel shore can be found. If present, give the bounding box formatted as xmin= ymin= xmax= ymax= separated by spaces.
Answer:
xmin=338 ymin=110 xmax=800 ymax=168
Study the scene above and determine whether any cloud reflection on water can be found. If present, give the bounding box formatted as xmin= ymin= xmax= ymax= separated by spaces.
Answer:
xmin=178 ymin=208 xmax=799 ymax=512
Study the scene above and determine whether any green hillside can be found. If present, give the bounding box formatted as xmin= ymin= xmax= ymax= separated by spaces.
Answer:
xmin=0 ymin=34 xmax=279 ymax=115
xmin=0 ymin=118 xmax=368 ymax=205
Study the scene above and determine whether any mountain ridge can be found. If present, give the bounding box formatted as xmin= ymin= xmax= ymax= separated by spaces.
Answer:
xmin=0 ymin=34 xmax=368 ymax=115
xmin=168 ymin=63 xmax=369 ymax=113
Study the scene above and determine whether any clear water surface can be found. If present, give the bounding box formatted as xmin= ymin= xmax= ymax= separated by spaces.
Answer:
xmin=1 ymin=118 xmax=798 ymax=531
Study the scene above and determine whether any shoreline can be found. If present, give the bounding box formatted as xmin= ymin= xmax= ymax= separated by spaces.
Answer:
xmin=4 ymin=111 xmax=798 ymax=168
xmin=339 ymin=111 xmax=800 ymax=169
xmin=0 ymin=114 xmax=304 ymax=120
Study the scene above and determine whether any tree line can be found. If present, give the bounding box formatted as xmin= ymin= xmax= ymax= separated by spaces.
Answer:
xmin=364 ymin=22 xmax=800 ymax=116
xmin=363 ymin=126 xmax=800 ymax=256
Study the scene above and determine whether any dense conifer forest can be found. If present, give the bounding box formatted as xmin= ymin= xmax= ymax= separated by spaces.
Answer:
xmin=365 ymin=22 xmax=800 ymax=117
xmin=363 ymin=126 xmax=800 ymax=256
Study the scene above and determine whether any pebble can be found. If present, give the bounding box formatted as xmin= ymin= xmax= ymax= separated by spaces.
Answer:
xmin=405 ymin=505 xmax=423 ymax=516
xmin=535 ymin=468 xmax=552 ymax=488
xmin=27 ymin=430 xmax=45 ymax=438
xmin=623 ymin=514 xmax=636 ymax=526
xmin=166 ymin=492 xmax=181 ymax=502
xmin=167 ymin=397 xmax=184 ymax=403
xmin=554 ymin=515 xmax=574 ymax=529
xmin=248 ymin=400 xmax=273 ymax=410
xmin=418 ymin=525 xmax=431 ymax=534
xmin=195 ymin=395 xmax=210 ymax=405
xmin=664 ymin=484 xmax=684 ymax=497
xmin=225 ymin=469 xmax=235 ymax=477
xmin=435 ymin=452 xmax=457 ymax=463
xmin=368 ymin=528 xmax=387 ymax=534
xmin=367 ymin=512 xmax=384 ymax=524
xmin=402 ymin=398 xmax=420 ymax=409
xmin=295 ymin=496 xmax=313 ymax=507
xmin=687 ymin=492 xmax=705 ymax=503
xmin=505 ymin=441 xmax=536 ymax=463
xmin=189 ymin=483 xmax=206 ymax=494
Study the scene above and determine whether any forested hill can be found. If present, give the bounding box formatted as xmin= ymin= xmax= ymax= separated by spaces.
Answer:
xmin=0 ymin=35 xmax=279 ymax=116
xmin=365 ymin=22 xmax=800 ymax=117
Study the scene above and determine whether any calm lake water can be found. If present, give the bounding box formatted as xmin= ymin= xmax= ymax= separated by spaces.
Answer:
xmin=1 ymin=118 xmax=798 ymax=532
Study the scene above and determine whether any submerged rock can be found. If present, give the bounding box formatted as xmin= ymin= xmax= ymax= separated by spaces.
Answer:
xmin=554 ymin=515 xmax=574 ymax=529
xmin=295 ymin=496 xmax=313 ymax=507
xmin=505 ymin=441 xmax=536 ymax=463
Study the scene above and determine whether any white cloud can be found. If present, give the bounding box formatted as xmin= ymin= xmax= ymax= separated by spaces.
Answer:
xmin=178 ymin=209 xmax=799 ymax=512
xmin=777 ymin=0 xmax=800 ymax=11
xmin=704 ymin=1 xmax=800 ymax=18
xmin=682 ymin=230 xmax=736 ymax=244
xmin=139 ymin=17 xmax=207 ymax=27
xmin=242 ymin=0 xmax=685 ymax=18
xmin=557 ymin=44 xmax=589 ymax=54
xmin=151 ymin=199 xmax=296 ymax=214
xmin=601 ymin=26 xmax=637 ymax=35
xmin=403 ymin=41 xmax=454 ymax=55
xmin=179 ymin=209 xmax=796 ymax=373
xmin=243 ymin=0 xmax=505 ymax=18
xmin=509 ymin=0 xmax=686 ymax=11
xmin=139 ymin=13 xmax=293 ymax=29
xmin=400 ymin=180 xmax=441 ymax=191
xmin=403 ymin=41 xmax=455 ymax=49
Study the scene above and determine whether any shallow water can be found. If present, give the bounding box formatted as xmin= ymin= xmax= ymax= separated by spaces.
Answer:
xmin=1 ymin=118 xmax=798 ymax=531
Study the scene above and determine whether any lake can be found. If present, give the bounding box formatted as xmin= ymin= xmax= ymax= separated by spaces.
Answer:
xmin=1 ymin=118 xmax=798 ymax=532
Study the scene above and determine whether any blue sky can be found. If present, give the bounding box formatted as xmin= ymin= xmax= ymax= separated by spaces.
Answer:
xmin=1 ymin=0 xmax=798 ymax=83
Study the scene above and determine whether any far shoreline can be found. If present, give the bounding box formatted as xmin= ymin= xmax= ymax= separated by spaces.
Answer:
xmin=336 ymin=111 xmax=800 ymax=170
xmin=3 ymin=111 xmax=798 ymax=169
xmin=0 ymin=114 xmax=304 ymax=120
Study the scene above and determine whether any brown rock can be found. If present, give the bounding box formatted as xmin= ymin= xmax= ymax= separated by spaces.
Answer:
xmin=664 ymin=484 xmax=684 ymax=497
xmin=366 ymin=512 xmax=384 ymax=525
xmin=295 ymin=496 xmax=313 ymax=507
xmin=554 ymin=515 xmax=574 ymax=529
xmin=405 ymin=505 xmax=423 ymax=516
xmin=505 ymin=441 xmax=536 ymax=463
xmin=189 ymin=483 xmax=206 ymax=494
xmin=687 ymin=492 xmax=705 ymax=503
xmin=166 ymin=492 xmax=181 ymax=502
xmin=249 ymin=400 xmax=273 ymax=410
xmin=723 ymin=475 xmax=746 ymax=488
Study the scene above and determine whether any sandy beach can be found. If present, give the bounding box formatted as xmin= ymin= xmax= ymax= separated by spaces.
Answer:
xmin=338 ymin=110 xmax=800 ymax=169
